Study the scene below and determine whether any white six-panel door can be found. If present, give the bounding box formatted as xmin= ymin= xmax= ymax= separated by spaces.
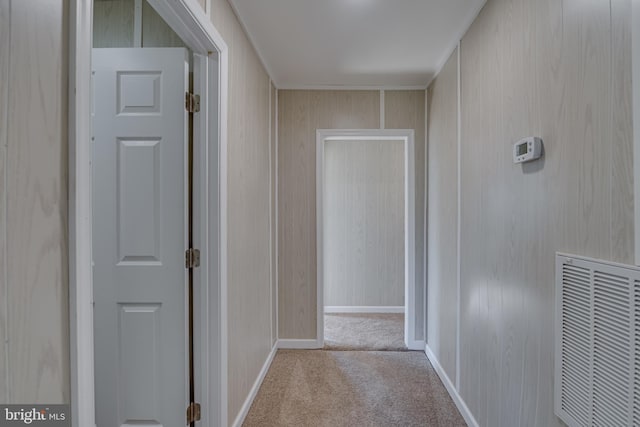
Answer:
xmin=92 ymin=48 xmax=189 ymax=427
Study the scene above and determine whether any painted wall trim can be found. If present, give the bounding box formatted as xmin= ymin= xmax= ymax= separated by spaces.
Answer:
xmin=316 ymin=129 xmax=417 ymax=350
xmin=230 ymin=344 xmax=278 ymax=427
xmin=425 ymin=345 xmax=479 ymax=427
xmin=633 ymin=0 xmax=640 ymax=265
xmin=410 ymin=340 xmax=426 ymax=351
xmin=69 ymin=1 xmax=230 ymax=426
xmin=268 ymin=80 xmax=274 ymax=345
xmin=277 ymin=339 xmax=323 ymax=349
xmin=219 ymin=42 xmax=230 ymax=427
xmin=324 ymin=306 xmax=405 ymax=314
xmin=275 ymin=88 xmax=280 ymax=341
xmin=379 ymin=90 xmax=385 ymax=129
xmin=423 ymin=87 xmax=429 ymax=348
xmin=455 ymin=40 xmax=462 ymax=390
xmin=69 ymin=2 xmax=95 ymax=426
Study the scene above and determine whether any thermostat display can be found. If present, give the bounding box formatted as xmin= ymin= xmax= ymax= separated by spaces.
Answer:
xmin=513 ymin=137 xmax=543 ymax=164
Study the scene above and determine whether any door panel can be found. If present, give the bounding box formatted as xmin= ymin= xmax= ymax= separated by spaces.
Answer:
xmin=93 ymin=47 xmax=188 ymax=427
xmin=117 ymin=138 xmax=162 ymax=264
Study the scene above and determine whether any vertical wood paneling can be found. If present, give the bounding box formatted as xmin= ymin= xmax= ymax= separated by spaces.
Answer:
xmin=93 ymin=0 xmax=185 ymax=48
xmin=0 ymin=0 xmax=9 ymax=404
xmin=439 ymin=0 xmax=636 ymax=426
xmin=7 ymin=0 xmax=69 ymax=403
xmin=611 ymin=0 xmax=634 ymax=264
xmin=209 ymin=0 xmax=273 ymax=421
xmin=323 ymin=140 xmax=404 ymax=307
xmin=278 ymin=90 xmax=380 ymax=339
xmin=93 ymin=0 xmax=134 ymax=48
xmin=384 ymin=90 xmax=426 ymax=340
xmin=562 ymin=0 xmax=611 ymax=260
xmin=141 ymin=1 xmax=185 ymax=48
xmin=459 ymin=7 xmax=495 ymax=423
xmin=426 ymin=48 xmax=458 ymax=384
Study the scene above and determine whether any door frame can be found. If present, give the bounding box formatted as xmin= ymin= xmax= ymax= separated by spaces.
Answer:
xmin=316 ymin=129 xmax=421 ymax=350
xmin=68 ymin=1 xmax=229 ymax=426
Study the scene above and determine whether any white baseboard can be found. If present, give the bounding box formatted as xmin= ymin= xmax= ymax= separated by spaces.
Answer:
xmin=424 ymin=344 xmax=479 ymax=427
xmin=324 ymin=306 xmax=405 ymax=314
xmin=230 ymin=344 xmax=278 ymax=427
xmin=277 ymin=339 xmax=322 ymax=349
xmin=406 ymin=339 xmax=425 ymax=351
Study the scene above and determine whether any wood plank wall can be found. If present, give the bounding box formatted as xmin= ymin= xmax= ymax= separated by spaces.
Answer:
xmin=278 ymin=90 xmax=426 ymax=340
xmin=426 ymin=47 xmax=458 ymax=383
xmin=0 ymin=0 xmax=9 ymax=405
xmin=93 ymin=0 xmax=134 ymax=48
xmin=0 ymin=0 xmax=70 ymax=403
xmin=278 ymin=90 xmax=380 ymax=339
xmin=427 ymin=0 xmax=634 ymax=425
xmin=208 ymin=0 xmax=274 ymax=422
xmin=93 ymin=0 xmax=185 ymax=48
xmin=384 ymin=90 xmax=426 ymax=339
xmin=140 ymin=0 xmax=186 ymax=47
xmin=611 ymin=0 xmax=634 ymax=262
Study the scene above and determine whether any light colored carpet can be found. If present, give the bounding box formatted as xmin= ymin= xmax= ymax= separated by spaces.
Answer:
xmin=243 ymin=350 xmax=467 ymax=427
xmin=323 ymin=313 xmax=407 ymax=351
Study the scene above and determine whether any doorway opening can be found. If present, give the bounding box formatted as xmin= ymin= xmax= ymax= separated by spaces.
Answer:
xmin=68 ymin=1 xmax=229 ymax=426
xmin=316 ymin=129 xmax=419 ymax=351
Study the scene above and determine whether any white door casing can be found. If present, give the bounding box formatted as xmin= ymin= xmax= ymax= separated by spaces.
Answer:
xmin=315 ymin=129 xmax=419 ymax=350
xmin=92 ymin=47 xmax=188 ymax=427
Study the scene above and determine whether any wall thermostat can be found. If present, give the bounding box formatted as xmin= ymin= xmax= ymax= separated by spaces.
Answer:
xmin=513 ymin=136 xmax=543 ymax=164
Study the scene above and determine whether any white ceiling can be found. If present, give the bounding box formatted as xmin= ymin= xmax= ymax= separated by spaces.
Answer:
xmin=228 ymin=0 xmax=486 ymax=89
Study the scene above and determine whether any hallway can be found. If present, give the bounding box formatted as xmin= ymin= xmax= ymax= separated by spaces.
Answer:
xmin=244 ymin=315 xmax=464 ymax=426
xmin=243 ymin=350 xmax=466 ymax=427
xmin=2 ymin=1 xmax=637 ymax=427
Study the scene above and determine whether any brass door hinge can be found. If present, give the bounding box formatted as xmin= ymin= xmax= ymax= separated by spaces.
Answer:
xmin=186 ymin=402 xmax=201 ymax=424
xmin=185 ymin=92 xmax=200 ymax=113
xmin=185 ymin=248 xmax=200 ymax=269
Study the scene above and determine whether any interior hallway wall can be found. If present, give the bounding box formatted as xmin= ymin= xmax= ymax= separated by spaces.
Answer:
xmin=426 ymin=0 xmax=634 ymax=426
xmin=323 ymin=139 xmax=404 ymax=308
xmin=208 ymin=0 xmax=275 ymax=423
xmin=384 ymin=90 xmax=426 ymax=339
xmin=426 ymin=47 xmax=458 ymax=384
xmin=0 ymin=0 xmax=7 ymax=403
xmin=0 ymin=0 xmax=70 ymax=403
xmin=278 ymin=90 xmax=425 ymax=341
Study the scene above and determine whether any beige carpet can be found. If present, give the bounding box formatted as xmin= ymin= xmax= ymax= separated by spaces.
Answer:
xmin=243 ymin=350 xmax=467 ymax=427
xmin=323 ymin=313 xmax=407 ymax=351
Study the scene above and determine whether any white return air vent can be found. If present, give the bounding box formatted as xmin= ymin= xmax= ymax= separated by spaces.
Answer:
xmin=555 ymin=253 xmax=640 ymax=427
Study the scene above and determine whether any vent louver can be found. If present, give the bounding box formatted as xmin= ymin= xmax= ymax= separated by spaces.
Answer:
xmin=555 ymin=253 xmax=640 ymax=427
xmin=635 ymin=279 xmax=640 ymax=427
